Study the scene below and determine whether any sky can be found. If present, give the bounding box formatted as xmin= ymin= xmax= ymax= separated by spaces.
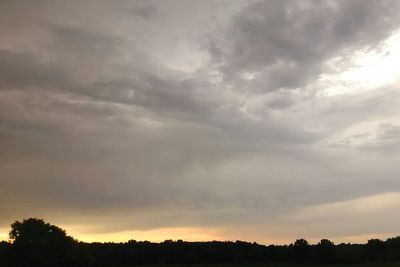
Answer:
xmin=1 ymin=0 xmax=400 ymax=245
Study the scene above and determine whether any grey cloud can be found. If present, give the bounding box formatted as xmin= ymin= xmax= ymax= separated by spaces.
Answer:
xmin=48 ymin=24 xmax=123 ymax=59
xmin=0 ymin=48 xmax=217 ymax=123
xmin=89 ymin=75 xmax=221 ymax=120
xmin=0 ymin=49 xmax=69 ymax=89
xmin=211 ymin=0 xmax=400 ymax=92
xmin=358 ymin=123 xmax=400 ymax=154
xmin=131 ymin=5 xmax=159 ymax=19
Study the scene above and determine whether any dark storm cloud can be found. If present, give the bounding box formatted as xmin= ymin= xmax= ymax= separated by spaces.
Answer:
xmin=1 ymin=0 xmax=400 ymax=242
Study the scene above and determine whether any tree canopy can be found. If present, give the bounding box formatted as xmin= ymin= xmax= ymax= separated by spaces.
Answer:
xmin=7 ymin=218 xmax=80 ymax=267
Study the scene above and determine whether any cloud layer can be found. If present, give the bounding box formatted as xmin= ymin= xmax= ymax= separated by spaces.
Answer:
xmin=1 ymin=0 xmax=400 ymax=244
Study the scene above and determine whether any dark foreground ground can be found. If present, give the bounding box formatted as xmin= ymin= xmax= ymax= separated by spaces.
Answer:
xmin=117 ymin=263 xmax=400 ymax=267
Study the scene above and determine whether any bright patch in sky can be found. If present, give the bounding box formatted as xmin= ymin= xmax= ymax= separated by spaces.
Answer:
xmin=160 ymin=42 xmax=210 ymax=73
xmin=0 ymin=229 xmax=7 ymax=241
xmin=320 ymin=31 xmax=400 ymax=96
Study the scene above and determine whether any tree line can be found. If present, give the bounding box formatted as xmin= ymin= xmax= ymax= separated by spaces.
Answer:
xmin=1 ymin=218 xmax=400 ymax=267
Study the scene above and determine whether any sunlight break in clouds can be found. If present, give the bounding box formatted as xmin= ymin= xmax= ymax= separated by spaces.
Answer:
xmin=320 ymin=30 xmax=400 ymax=96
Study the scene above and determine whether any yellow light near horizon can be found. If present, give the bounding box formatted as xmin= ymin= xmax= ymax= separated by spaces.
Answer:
xmin=0 ymin=229 xmax=8 ymax=241
xmin=2 ymin=221 xmax=398 ymax=246
xmin=64 ymin=226 xmax=223 ymax=243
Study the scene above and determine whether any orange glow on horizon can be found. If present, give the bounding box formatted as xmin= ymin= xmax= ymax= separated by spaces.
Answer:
xmin=0 ymin=229 xmax=8 ymax=241
xmin=63 ymin=226 xmax=225 ymax=243
xmin=1 ymin=224 xmax=397 ymax=245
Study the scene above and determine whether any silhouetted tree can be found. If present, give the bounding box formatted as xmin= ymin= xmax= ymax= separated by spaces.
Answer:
xmin=366 ymin=238 xmax=385 ymax=261
xmin=0 ymin=241 xmax=11 ymax=267
xmin=316 ymin=239 xmax=336 ymax=263
xmin=385 ymin=236 xmax=400 ymax=261
xmin=9 ymin=218 xmax=76 ymax=267
xmin=291 ymin=238 xmax=310 ymax=263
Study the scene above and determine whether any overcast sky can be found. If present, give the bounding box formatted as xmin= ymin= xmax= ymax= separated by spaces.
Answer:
xmin=1 ymin=0 xmax=400 ymax=244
